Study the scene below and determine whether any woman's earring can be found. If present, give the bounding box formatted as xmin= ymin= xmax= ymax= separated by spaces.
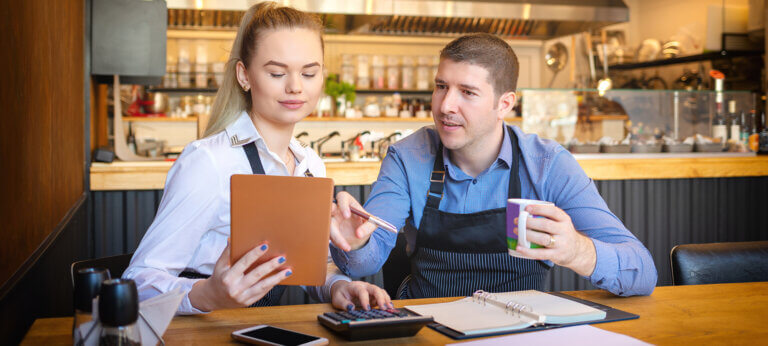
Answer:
xmin=242 ymin=84 xmax=250 ymax=92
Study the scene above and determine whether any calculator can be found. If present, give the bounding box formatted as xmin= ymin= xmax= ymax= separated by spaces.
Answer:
xmin=317 ymin=308 xmax=433 ymax=341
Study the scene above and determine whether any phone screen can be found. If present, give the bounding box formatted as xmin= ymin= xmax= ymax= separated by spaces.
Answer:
xmin=242 ymin=326 xmax=320 ymax=345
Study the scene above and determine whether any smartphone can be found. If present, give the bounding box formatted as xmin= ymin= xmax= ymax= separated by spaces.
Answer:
xmin=231 ymin=325 xmax=329 ymax=346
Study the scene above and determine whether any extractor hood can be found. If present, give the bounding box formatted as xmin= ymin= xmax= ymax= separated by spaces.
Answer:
xmin=166 ymin=0 xmax=629 ymax=39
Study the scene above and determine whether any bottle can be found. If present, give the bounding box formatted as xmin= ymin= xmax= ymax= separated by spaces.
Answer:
xmin=740 ymin=112 xmax=751 ymax=148
xmin=98 ymin=279 xmax=141 ymax=346
xmin=711 ymin=107 xmax=727 ymax=146
xmin=127 ymin=122 xmax=137 ymax=154
xmin=760 ymin=113 xmax=768 ymax=153
xmin=73 ymin=268 xmax=110 ymax=346
xmin=749 ymin=111 xmax=760 ymax=152
xmin=728 ymin=100 xmax=740 ymax=141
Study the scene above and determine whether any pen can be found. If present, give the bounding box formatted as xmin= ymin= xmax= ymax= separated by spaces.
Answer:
xmin=333 ymin=199 xmax=399 ymax=234
xmin=348 ymin=206 xmax=399 ymax=234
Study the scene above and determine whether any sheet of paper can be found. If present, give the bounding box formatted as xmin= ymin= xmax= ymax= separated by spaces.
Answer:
xmin=405 ymin=298 xmax=532 ymax=335
xmin=448 ymin=325 xmax=651 ymax=346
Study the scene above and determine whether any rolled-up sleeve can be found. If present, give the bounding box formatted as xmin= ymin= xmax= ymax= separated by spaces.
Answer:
xmin=544 ymin=150 xmax=657 ymax=296
xmin=330 ymin=147 xmax=407 ymax=278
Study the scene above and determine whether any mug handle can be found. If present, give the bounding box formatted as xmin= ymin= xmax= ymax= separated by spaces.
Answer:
xmin=518 ymin=209 xmax=530 ymax=249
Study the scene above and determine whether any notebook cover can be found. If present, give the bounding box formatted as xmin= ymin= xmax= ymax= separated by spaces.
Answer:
xmin=230 ymin=174 xmax=333 ymax=286
xmin=427 ymin=292 xmax=639 ymax=340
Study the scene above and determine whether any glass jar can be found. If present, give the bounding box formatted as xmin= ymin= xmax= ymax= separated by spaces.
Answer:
xmin=371 ymin=55 xmax=385 ymax=89
xmin=416 ymin=56 xmax=431 ymax=90
xmin=97 ymin=279 xmax=141 ymax=346
xmin=386 ymin=55 xmax=400 ymax=90
xmin=363 ymin=96 xmax=381 ymax=117
xmin=356 ymin=55 xmax=370 ymax=89
xmin=73 ymin=268 xmax=110 ymax=345
xmin=401 ymin=56 xmax=415 ymax=90
xmin=340 ymin=54 xmax=355 ymax=85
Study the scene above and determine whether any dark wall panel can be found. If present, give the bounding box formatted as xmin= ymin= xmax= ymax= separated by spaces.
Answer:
xmin=91 ymin=177 xmax=768 ymax=302
xmin=0 ymin=196 xmax=90 ymax=345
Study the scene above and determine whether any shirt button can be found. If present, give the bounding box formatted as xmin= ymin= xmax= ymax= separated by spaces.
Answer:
xmin=472 ymin=179 xmax=478 ymax=184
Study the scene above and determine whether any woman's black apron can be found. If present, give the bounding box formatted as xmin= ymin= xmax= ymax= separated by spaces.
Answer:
xmin=179 ymin=142 xmax=288 ymax=307
xmin=399 ymin=126 xmax=549 ymax=299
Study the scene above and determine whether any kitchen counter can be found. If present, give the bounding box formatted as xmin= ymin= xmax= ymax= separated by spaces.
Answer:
xmin=90 ymin=153 xmax=767 ymax=190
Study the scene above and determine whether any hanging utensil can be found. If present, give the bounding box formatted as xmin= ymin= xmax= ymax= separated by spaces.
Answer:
xmin=584 ymin=32 xmax=596 ymax=86
xmin=545 ymin=42 xmax=568 ymax=88
xmin=597 ymin=30 xmax=612 ymax=96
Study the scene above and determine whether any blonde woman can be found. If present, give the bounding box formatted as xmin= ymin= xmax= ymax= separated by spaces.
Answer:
xmin=123 ymin=2 xmax=391 ymax=314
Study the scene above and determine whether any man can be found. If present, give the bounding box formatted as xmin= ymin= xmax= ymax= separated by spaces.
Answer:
xmin=329 ymin=33 xmax=657 ymax=299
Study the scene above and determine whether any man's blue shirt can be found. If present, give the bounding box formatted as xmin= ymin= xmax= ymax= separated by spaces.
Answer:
xmin=331 ymin=125 xmax=657 ymax=296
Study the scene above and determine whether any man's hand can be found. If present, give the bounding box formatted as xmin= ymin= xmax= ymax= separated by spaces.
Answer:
xmin=330 ymin=280 xmax=393 ymax=311
xmin=513 ymin=204 xmax=597 ymax=277
xmin=330 ymin=191 xmax=377 ymax=252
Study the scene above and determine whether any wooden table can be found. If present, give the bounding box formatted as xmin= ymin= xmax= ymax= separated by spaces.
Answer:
xmin=22 ymin=282 xmax=768 ymax=345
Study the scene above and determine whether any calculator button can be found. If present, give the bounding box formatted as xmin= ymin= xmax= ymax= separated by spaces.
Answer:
xmin=323 ymin=312 xmax=345 ymax=322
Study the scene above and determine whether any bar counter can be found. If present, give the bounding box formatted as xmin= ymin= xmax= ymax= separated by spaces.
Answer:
xmin=90 ymin=153 xmax=766 ymax=190
xmin=87 ymin=152 xmax=768 ymax=295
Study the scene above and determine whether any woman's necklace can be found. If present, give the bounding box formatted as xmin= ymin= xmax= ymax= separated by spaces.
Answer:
xmin=284 ymin=149 xmax=296 ymax=175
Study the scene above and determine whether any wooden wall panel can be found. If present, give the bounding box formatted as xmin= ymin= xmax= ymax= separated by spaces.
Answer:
xmin=0 ymin=0 xmax=84 ymax=286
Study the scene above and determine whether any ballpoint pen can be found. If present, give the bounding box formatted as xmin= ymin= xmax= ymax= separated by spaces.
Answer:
xmin=348 ymin=206 xmax=399 ymax=234
xmin=333 ymin=199 xmax=399 ymax=234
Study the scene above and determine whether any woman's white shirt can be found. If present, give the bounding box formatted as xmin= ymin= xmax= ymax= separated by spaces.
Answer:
xmin=122 ymin=111 xmax=349 ymax=314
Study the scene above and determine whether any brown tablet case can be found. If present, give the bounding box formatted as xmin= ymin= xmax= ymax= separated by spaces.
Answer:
xmin=230 ymin=174 xmax=334 ymax=286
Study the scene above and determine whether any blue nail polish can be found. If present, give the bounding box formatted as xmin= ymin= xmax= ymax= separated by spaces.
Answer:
xmin=260 ymin=244 xmax=267 ymax=251
xmin=285 ymin=270 xmax=292 ymax=277
xmin=346 ymin=304 xmax=354 ymax=311
xmin=278 ymin=257 xmax=286 ymax=264
xmin=366 ymin=305 xmax=371 ymax=310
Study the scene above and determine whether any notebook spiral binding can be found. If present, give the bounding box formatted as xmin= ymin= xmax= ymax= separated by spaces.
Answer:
xmin=472 ymin=290 xmax=541 ymax=324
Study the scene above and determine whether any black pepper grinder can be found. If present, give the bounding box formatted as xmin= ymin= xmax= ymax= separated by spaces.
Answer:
xmin=73 ymin=268 xmax=111 ymax=345
xmin=98 ymin=279 xmax=141 ymax=346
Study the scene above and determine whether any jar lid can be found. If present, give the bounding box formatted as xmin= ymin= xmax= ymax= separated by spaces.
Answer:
xmin=73 ymin=268 xmax=111 ymax=312
xmin=98 ymin=279 xmax=139 ymax=327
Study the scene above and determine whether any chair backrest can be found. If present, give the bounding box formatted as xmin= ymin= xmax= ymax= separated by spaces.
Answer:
xmin=70 ymin=253 xmax=134 ymax=287
xmin=382 ymin=232 xmax=410 ymax=298
xmin=670 ymin=241 xmax=768 ymax=285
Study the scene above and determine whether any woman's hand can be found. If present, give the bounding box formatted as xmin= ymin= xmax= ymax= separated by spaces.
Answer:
xmin=330 ymin=280 xmax=393 ymax=311
xmin=189 ymin=241 xmax=292 ymax=311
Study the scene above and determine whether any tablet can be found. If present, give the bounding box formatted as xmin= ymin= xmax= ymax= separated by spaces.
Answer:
xmin=230 ymin=174 xmax=334 ymax=286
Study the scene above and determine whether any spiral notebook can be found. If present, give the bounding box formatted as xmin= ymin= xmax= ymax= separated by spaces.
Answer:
xmin=405 ymin=290 xmax=636 ymax=339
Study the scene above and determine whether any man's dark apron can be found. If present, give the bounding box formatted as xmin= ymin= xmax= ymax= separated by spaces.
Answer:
xmin=399 ymin=126 xmax=550 ymax=299
xmin=179 ymin=142 xmax=291 ymax=307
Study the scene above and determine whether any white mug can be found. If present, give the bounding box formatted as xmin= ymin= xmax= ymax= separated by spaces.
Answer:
xmin=506 ymin=198 xmax=553 ymax=259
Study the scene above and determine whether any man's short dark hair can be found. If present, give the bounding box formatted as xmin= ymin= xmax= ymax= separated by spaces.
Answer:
xmin=440 ymin=33 xmax=519 ymax=98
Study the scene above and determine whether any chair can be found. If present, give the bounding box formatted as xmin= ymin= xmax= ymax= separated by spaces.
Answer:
xmin=382 ymin=233 xmax=410 ymax=298
xmin=70 ymin=253 xmax=134 ymax=286
xmin=670 ymin=241 xmax=768 ymax=285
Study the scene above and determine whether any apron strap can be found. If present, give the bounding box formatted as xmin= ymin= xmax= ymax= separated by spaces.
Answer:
xmin=242 ymin=142 xmax=266 ymax=175
xmin=426 ymin=125 xmax=521 ymax=209
xmin=243 ymin=141 xmax=313 ymax=177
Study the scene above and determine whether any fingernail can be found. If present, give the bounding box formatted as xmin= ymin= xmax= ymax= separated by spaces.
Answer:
xmin=278 ymin=257 xmax=286 ymax=264
xmin=366 ymin=305 xmax=371 ymax=310
xmin=390 ymin=302 xmax=395 ymax=308
xmin=285 ymin=270 xmax=292 ymax=277
xmin=260 ymin=244 xmax=268 ymax=251
xmin=346 ymin=304 xmax=354 ymax=311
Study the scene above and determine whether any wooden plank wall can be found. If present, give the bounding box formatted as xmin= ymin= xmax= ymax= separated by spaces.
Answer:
xmin=0 ymin=0 xmax=85 ymax=291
